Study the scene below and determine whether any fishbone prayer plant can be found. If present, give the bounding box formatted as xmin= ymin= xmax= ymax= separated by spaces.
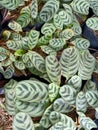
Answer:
xmin=0 ymin=0 xmax=98 ymax=130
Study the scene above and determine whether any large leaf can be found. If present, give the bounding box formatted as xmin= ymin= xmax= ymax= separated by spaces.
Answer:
xmin=78 ymin=51 xmax=95 ymax=80
xmin=49 ymin=111 xmax=76 ymax=130
xmin=72 ymin=38 xmax=90 ymax=50
xmin=40 ymin=0 xmax=59 ymax=22
xmin=40 ymin=105 xmax=53 ymax=128
xmin=68 ymin=75 xmax=82 ymax=92
xmin=30 ymin=0 xmax=38 ymax=19
xmin=86 ymin=90 xmax=98 ymax=108
xmin=53 ymin=98 xmax=74 ymax=113
xmin=60 ymin=47 xmax=79 ymax=80
xmin=79 ymin=116 xmax=97 ymax=130
xmin=71 ymin=0 xmax=90 ymax=15
xmin=59 ymin=85 xmax=77 ymax=105
xmin=13 ymin=112 xmax=35 ymax=130
xmin=45 ymin=54 xmax=61 ymax=85
xmin=76 ymin=91 xmax=87 ymax=114
xmin=16 ymin=100 xmax=47 ymax=117
xmin=48 ymin=83 xmax=59 ymax=102
xmin=15 ymin=80 xmax=48 ymax=102
xmin=86 ymin=17 xmax=98 ymax=30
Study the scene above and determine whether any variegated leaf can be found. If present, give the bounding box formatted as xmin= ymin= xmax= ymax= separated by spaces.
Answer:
xmin=14 ymin=61 xmax=25 ymax=70
xmin=28 ymin=51 xmax=46 ymax=73
xmin=4 ymin=80 xmax=18 ymax=115
xmin=79 ymin=116 xmax=97 ymax=130
xmin=86 ymin=17 xmax=98 ymax=30
xmin=41 ymin=45 xmax=56 ymax=55
xmin=40 ymin=0 xmax=59 ymax=22
xmin=41 ymin=23 xmax=56 ymax=35
xmin=63 ymin=4 xmax=73 ymax=17
xmin=68 ymin=75 xmax=82 ymax=92
xmin=49 ymin=111 xmax=76 ymax=130
xmin=0 ymin=0 xmax=20 ymax=10
xmin=49 ymin=122 xmax=67 ymax=130
xmin=8 ymin=21 xmax=22 ymax=32
xmin=45 ymin=54 xmax=61 ymax=85
xmin=40 ymin=105 xmax=53 ymax=128
xmin=78 ymin=51 xmax=95 ymax=80
xmin=59 ymin=29 xmax=74 ymax=40
xmin=34 ymin=123 xmax=47 ymax=130
xmin=53 ymin=98 xmax=74 ymax=113
xmin=83 ymin=80 xmax=97 ymax=92
xmin=3 ymin=65 xmax=15 ymax=79
xmin=38 ymin=34 xmax=52 ymax=46
xmin=86 ymin=90 xmax=98 ymax=108
xmin=49 ymin=83 xmax=59 ymax=102
xmin=72 ymin=38 xmax=90 ymax=50
xmin=6 ymin=40 xmax=22 ymax=50
xmin=16 ymin=100 xmax=47 ymax=117
xmin=89 ymin=0 xmax=98 ymax=10
xmin=71 ymin=0 xmax=90 ymax=15
xmin=60 ymin=47 xmax=79 ymax=80
xmin=58 ymin=10 xmax=72 ymax=25
xmin=30 ymin=0 xmax=38 ymax=19
xmin=15 ymin=80 xmax=48 ymax=102
xmin=13 ymin=112 xmax=35 ymax=130
xmin=71 ymin=22 xmax=82 ymax=36
xmin=0 ymin=54 xmax=7 ymax=61
xmin=28 ymin=30 xmax=39 ymax=49
xmin=49 ymin=38 xmax=66 ymax=51
xmin=53 ymin=14 xmax=63 ymax=30
xmin=76 ymin=91 xmax=87 ymax=114
xmin=59 ymin=85 xmax=77 ymax=105
xmin=10 ymin=32 xmax=22 ymax=41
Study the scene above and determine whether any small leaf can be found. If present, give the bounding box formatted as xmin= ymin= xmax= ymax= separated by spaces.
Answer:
xmin=30 ymin=0 xmax=38 ymax=19
xmin=8 ymin=21 xmax=22 ymax=32
xmin=49 ymin=83 xmax=59 ymax=102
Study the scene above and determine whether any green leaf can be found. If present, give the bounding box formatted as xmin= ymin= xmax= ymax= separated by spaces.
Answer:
xmin=14 ymin=49 xmax=26 ymax=56
xmin=40 ymin=105 xmax=53 ymax=128
xmin=53 ymin=98 xmax=74 ymax=113
xmin=76 ymin=91 xmax=87 ymax=114
xmin=0 ymin=54 xmax=7 ymax=61
xmin=30 ymin=0 xmax=38 ymax=18
xmin=45 ymin=54 xmax=61 ymax=85
xmin=15 ymin=80 xmax=48 ymax=102
xmin=71 ymin=22 xmax=82 ymax=36
xmin=40 ymin=0 xmax=59 ymax=22
xmin=49 ymin=111 xmax=76 ymax=130
xmin=49 ymin=83 xmax=59 ymax=102
xmin=49 ymin=122 xmax=67 ymax=130
xmin=13 ymin=112 xmax=35 ymax=130
xmin=60 ymin=47 xmax=79 ymax=80
xmin=59 ymin=85 xmax=77 ymax=105
xmin=71 ymin=0 xmax=90 ymax=15
xmin=86 ymin=17 xmax=98 ymax=30
xmin=78 ymin=51 xmax=95 ymax=80
xmin=16 ymin=100 xmax=47 ymax=117
xmin=8 ymin=21 xmax=22 ymax=32
xmin=79 ymin=116 xmax=97 ymax=130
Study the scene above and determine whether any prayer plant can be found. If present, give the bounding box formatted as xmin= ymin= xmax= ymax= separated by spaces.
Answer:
xmin=0 ymin=0 xmax=98 ymax=130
